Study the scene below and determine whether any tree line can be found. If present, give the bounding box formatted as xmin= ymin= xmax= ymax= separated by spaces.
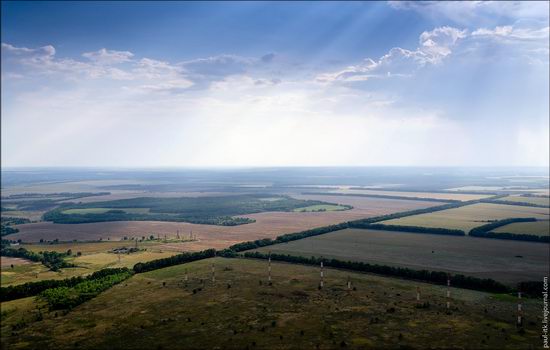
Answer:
xmin=481 ymin=199 xmax=549 ymax=209
xmin=469 ymin=218 xmax=548 ymax=243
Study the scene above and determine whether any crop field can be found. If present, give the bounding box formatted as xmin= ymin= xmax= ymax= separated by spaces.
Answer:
xmin=0 ymin=257 xmax=541 ymax=349
xmin=325 ymin=188 xmax=492 ymax=201
xmin=492 ymin=220 xmax=550 ymax=237
xmin=1 ymin=241 xmax=179 ymax=287
xmin=9 ymin=197 xmax=441 ymax=250
xmin=500 ymin=195 xmax=550 ymax=207
xmin=254 ymin=228 xmax=549 ymax=284
xmin=381 ymin=202 xmax=550 ymax=232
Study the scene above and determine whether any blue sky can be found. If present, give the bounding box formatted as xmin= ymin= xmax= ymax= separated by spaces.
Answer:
xmin=1 ymin=1 xmax=549 ymax=167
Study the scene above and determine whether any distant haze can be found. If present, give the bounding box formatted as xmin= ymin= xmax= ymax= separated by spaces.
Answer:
xmin=1 ymin=2 xmax=549 ymax=167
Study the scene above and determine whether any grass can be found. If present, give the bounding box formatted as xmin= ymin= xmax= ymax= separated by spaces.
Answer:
xmin=293 ymin=204 xmax=349 ymax=212
xmin=491 ymin=220 xmax=550 ymax=237
xmin=253 ymin=228 xmax=549 ymax=285
xmin=61 ymin=208 xmax=150 ymax=215
xmin=0 ymin=257 xmax=542 ymax=349
xmin=380 ymin=202 xmax=550 ymax=232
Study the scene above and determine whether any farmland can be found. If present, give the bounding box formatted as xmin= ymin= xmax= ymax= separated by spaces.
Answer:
xmin=380 ymin=202 xmax=550 ymax=232
xmin=43 ymin=194 xmax=346 ymax=225
xmin=9 ymin=197 xmax=441 ymax=249
xmin=0 ymin=258 xmax=541 ymax=349
xmin=492 ymin=220 xmax=550 ymax=237
xmin=254 ymin=228 xmax=549 ymax=284
xmin=324 ymin=188 xmax=492 ymax=201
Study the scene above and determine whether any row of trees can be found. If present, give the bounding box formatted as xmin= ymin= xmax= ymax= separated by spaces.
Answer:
xmin=469 ymin=217 xmax=548 ymax=242
xmin=0 ymin=268 xmax=130 ymax=302
xmin=481 ymin=199 xmax=549 ymax=209
xmin=132 ymin=249 xmax=216 ymax=273
xmin=243 ymin=252 xmax=510 ymax=294
xmin=348 ymin=223 xmax=465 ymax=236
xmin=40 ymin=270 xmax=133 ymax=310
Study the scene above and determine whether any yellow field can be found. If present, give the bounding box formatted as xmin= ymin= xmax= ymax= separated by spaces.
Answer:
xmin=328 ymin=189 xmax=491 ymax=201
xmin=492 ymin=220 xmax=550 ymax=237
xmin=381 ymin=203 xmax=550 ymax=232
xmin=2 ymin=241 xmax=179 ymax=287
xmin=501 ymin=195 xmax=550 ymax=207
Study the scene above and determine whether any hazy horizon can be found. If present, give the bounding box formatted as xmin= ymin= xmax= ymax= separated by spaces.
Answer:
xmin=2 ymin=1 xmax=549 ymax=168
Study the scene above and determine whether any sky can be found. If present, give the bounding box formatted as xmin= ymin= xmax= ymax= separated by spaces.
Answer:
xmin=1 ymin=1 xmax=549 ymax=167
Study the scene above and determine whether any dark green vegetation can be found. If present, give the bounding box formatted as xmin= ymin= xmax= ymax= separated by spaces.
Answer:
xmin=469 ymin=217 xmax=549 ymax=242
xmin=1 ymin=246 xmax=73 ymax=271
xmin=133 ymin=249 xmax=216 ymax=273
xmin=349 ymin=223 xmax=465 ymax=236
xmin=482 ymin=198 xmax=549 ymax=208
xmin=40 ymin=269 xmax=132 ymax=310
xmin=1 ymin=268 xmax=131 ymax=302
xmin=244 ymin=251 xmax=508 ymax=293
xmin=0 ymin=217 xmax=30 ymax=237
xmin=1 ymin=192 xmax=111 ymax=212
xmin=43 ymin=194 xmax=343 ymax=225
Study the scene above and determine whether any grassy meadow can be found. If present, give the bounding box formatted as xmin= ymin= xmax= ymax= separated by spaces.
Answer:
xmin=0 ymin=257 xmax=542 ymax=349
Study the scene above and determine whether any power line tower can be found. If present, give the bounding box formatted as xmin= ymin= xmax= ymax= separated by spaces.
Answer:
xmin=268 ymin=252 xmax=272 ymax=284
xmin=211 ymin=264 xmax=215 ymax=283
xmin=446 ymin=274 xmax=451 ymax=310
xmin=517 ymin=284 xmax=523 ymax=328
xmin=319 ymin=260 xmax=324 ymax=289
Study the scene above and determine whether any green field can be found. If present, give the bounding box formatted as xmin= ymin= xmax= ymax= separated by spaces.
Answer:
xmin=500 ymin=195 xmax=550 ymax=207
xmin=61 ymin=207 xmax=150 ymax=215
xmin=293 ymin=204 xmax=349 ymax=212
xmin=0 ymin=258 xmax=541 ymax=349
xmin=492 ymin=220 xmax=550 ymax=237
xmin=381 ymin=202 xmax=550 ymax=232
xmin=254 ymin=228 xmax=549 ymax=284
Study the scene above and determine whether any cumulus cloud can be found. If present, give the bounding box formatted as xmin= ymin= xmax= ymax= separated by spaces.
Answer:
xmin=317 ymin=26 xmax=466 ymax=83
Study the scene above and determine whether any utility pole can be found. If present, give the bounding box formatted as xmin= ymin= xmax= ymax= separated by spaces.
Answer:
xmin=416 ymin=286 xmax=421 ymax=302
xmin=446 ymin=274 xmax=451 ymax=310
xmin=211 ymin=264 xmax=215 ymax=283
xmin=319 ymin=261 xmax=324 ymax=289
xmin=268 ymin=252 xmax=272 ymax=284
xmin=517 ymin=284 xmax=523 ymax=328
xmin=347 ymin=276 xmax=351 ymax=291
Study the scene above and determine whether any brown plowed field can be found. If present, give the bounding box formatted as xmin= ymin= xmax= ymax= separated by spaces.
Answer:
xmin=10 ymin=197 xmax=440 ymax=251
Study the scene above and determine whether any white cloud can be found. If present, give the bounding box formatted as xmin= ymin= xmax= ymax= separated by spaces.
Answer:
xmin=82 ymin=48 xmax=134 ymax=64
xmin=317 ymin=26 xmax=466 ymax=83
xmin=472 ymin=25 xmax=549 ymax=40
